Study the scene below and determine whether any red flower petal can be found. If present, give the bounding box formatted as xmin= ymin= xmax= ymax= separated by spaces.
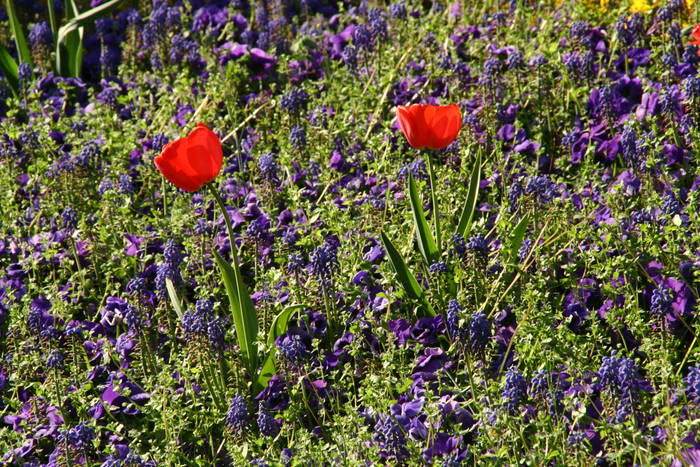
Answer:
xmin=154 ymin=123 xmax=223 ymax=192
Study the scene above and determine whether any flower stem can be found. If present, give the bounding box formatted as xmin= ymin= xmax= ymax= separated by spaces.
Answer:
xmin=207 ymin=183 xmax=238 ymax=265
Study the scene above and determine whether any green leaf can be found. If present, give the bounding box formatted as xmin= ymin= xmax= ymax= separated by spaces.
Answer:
xmin=165 ymin=277 xmax=184 ymax=321
xmin=268 ymin=304 xmax=304 ymax=346
xmin=509 ymin=214 xmax=530 ymax=265
xmin=57 ymin=0 xmax=123 ymax=44
xmin=213 ymin=249 xmax=259 ymax=374
xmin=381 ymin=232 xmax=434 ymax=316
xmin=255 ymin=304 xmax=304 ymax=393
xmin=408 ymin=172 xmax=438 ymax=266
xmin=0 ymin=43 xmax=19 ymax=97
xmin=63 ymin=0 xmax=83 ymax=78
xmin=455 ymin=151 xmax=482 ymax=238
xmin=5 ymin=0 xmax=32 ymax=65
xmin=426 ymin=156 xmax=442 ymax=254
xmin=56 ymin=0 xmax=122 ymax=76
xmin=381 ymin=232 xmax=423 ymax=300
xmin=46 ymin=0 xmax=58 ymax=43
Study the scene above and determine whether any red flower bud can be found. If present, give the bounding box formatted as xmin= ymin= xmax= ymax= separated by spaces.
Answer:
xmin=154 ymin=123 xmax=223 ymax=192
xmin=396 ymin=104 xmax=462 ymax=150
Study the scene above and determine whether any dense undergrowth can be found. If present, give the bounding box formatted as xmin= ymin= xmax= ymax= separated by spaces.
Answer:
xmin=2 ymin=0 xmax=700 ymax=465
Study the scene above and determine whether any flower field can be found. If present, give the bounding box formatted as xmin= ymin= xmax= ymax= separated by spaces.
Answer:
xmin=2 ymin=0 xmax=700 ymax=464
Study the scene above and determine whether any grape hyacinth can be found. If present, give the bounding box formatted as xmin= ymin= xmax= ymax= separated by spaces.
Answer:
xmin=258 ymin=151 xmax=280 ymax=184
xmin=276 ymin=333 xmax=309 ymax=366
xmin=446 ymin=300 xmax=464 ymax=341
xmin=279 ymin=88 xmax=309 ymax=113
xmin=257 ymin=403 xmax=280 ymax=437
xmin=29 ymin=21 xmax=53 ymax=49
xmin=599 ymin=353 xmax=646 ymax=423
xmin=226 ymin=394 xmax=249 ymax=433
xmin=650 ymin=287 xmax=674 ymax=317
xmin=685 ymin=366 xmax=700 ymax=403
xmin=502 ymin=366 xmax=527 ymax=413
xmin=310 ymin=243 xmax=339 ymax=288
xmin=450 ymin=232 xmax=468 ymax=257
xmin=46 ymin=350 xmax=64 ymax=370
xmin=468 ymin=311 xmax=491 ymax=355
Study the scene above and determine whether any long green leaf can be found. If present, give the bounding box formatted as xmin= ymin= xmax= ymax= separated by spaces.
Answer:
xmin=63 ymin=0 xmax=84 ymax=78
xmin=56 ymin=0 xmax=123 ymax=45
xmin=213 ymin=249 xmax=259 ymax=374
xmin=268 ymin=305 xmax=304 ymax=346
xmin=408 ymin=172 xmax=438 ymax=266
xmin=165 ymin=277 xmax=184 ymax=321
xmin=255 ymin=304 xmax=305 ymax=393
xmin=4 ymin=0 xmax=32 ymax=65
xmin=0 ymin=43 xmax=19 ymax=97
xmin=46 ymin=0 xmax=58 ymax=43
xmin=426 ymin=156 xmax=442 ymax=254
xmin=455 ymin=151 xmax=482 ymax=238
xmin=509 ymin=214 xmax=530 ymax=265
xmin=381 ymin=232 xmax=422 ymax=300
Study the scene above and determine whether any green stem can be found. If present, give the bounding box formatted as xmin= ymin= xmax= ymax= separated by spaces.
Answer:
xmin=426 ymin=153 xmax=442 ymax=254
xmin=207 ymin=183 xmax=238 ymax=265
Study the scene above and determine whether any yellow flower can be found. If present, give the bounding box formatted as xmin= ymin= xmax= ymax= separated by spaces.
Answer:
xmin=631 ymin=0 xmax=695 ymax=12
xmin=630 ymin=0 xmax=657 ymax=12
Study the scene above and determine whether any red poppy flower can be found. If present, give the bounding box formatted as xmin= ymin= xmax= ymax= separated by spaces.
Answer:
xmin=154 ymin=123 xmax=223 ymax=192
xmin=691 ymin=24 xmax=700 ymax=50
xmin=396 ymin=104 xmax=462 ymax=150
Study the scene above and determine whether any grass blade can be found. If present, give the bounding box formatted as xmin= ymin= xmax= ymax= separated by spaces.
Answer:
xmin=455 ymin=151 xmax=482 ymax=238
xmin=0 ymin=43 xmax=19 ymax=97
xmin=408 ymin=172 xmax=438 ymax=266
xmin=4 ymin=0 xmax=32 ymax=65
xmin=213 ymin=249 xmax=259 ymax=375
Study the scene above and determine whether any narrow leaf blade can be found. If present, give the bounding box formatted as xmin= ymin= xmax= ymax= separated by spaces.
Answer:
xmin=57 ymin=0 xmax=123 ymax=45
xmin=455 ymin=151 xmax=482 ymax=238
xmin=380 ymin=232 xmax=423 ymax=300
xmin=255 ymin=304 xmax=304 ymax=393
xmin=5 ymin=0 xmax=32 ymax=65
xmin=64 ymin=0 xmax=83 ymax=78
xmin=0 ymin=43 xmax=19 ymax=96
xmin=213 ymin=250 xmax=259 ymax=373
xmin=46 ymin=0 xmax=58 ymax=41
xmin=165 ymin=277 xmax=184 ymax=321
xmin=268 ymin=304 xmax=304 ymax=346
xmin=408 ymin=172 xmax=438 ymax=266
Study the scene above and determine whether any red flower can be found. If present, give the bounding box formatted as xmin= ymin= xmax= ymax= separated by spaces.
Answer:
xmin=691 ymin=24 xmax=700 ymax=49
xmin=396 ymin=104 xmax=461 ymax=150
xmin=154 ymin=123 xmax=223 ymax=192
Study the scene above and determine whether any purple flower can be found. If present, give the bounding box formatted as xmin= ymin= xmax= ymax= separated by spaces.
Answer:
xmin=255 ymin=375 xmax=290 ymax=411
xmin=275 ymin=333 xmax=309 ymax=365
xmin=502 ymin=366 xmax=526 ymax=413
xmin=685 ymin=366 xmax=700 ymax=403
xmin=29 ymin=21 xmax=52 ymax=48
xmin=257 ymin=403 xmax=280 ymax=437
xmin=226 ymin=394 xmax=249 ymax=433
xmin=279 ymin=87 xmax=309 ymax=113
xmin=373 ymin=414 xmax=408 ymax=461
xmin=46 ymin=350 xmax=64 ymax=369
xmin=469 ymin=311 xmax=491 ymax=355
